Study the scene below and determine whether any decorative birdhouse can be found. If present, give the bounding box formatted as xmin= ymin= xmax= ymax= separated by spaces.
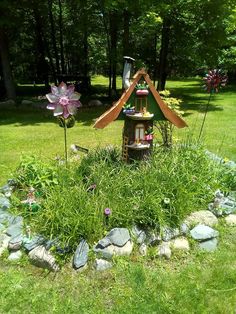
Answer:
xmin=94 ymin=61 xmax=187 ymax=162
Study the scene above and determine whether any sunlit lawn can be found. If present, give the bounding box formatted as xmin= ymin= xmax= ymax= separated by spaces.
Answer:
xmin=0 ymin=76 xmax=235 ymax=185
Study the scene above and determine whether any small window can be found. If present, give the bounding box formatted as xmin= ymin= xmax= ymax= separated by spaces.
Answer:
xmin=135 ymin=124 xmax=145 ymax=141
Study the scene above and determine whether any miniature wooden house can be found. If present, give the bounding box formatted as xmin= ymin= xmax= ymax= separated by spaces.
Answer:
xmin=94 ymin=69 xmax=187 ymax=162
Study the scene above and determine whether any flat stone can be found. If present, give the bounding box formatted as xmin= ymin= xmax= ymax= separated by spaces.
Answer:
xmin=0 ymin=234 xmax=11 ymax=256
xmin=23 ymin=235 xmax=45 ymax=251
xmin=0 ymin=196 xmax=10 ymax=210
xmin=105 ymin=228 xmax=130 ymax=247
xmin=8 ymin=250 xmax=22 ymax=261
xmin=21 ymin=99 xmax=34 ymax=105
xmin=73 ymin=239 xmax=89 ymax=269
xmin=88 ymin=100 xmax=103 ymax=107
xmin=28 ymin=245 xmax=59 ymax=272
xmin=131 ymin=225 xmax=146 ymax=244
xmin=0 ymin=212 xmax=13 ymax=225
xmin=199 ymin=238 xmax=218 ymax=252
xmin=94 ymin=258 xmax=112 ymax=271
xmin=8 ymin=234 xmax=23 ymax=251
xmin=190 ymin=224 xmax=219 ymax=241
xmin=184 ymin=210 xmax=218 ymax=227
xmin=0 ymin=223 xmax=5 ymax=233
xmin=162 ymin=226 xmax=180 ymax=241
xmin=94 ymin=240 xmax=133 ymax=259
xmin=6 ymin=223 xmax=22 ymax=238
xmin=225 ymin=214 xmax=236 ymax=226
xmin=157 ymin=242 xmax=171 ymax=259
xmin=139 ymin=243 xmax=147 ymax=256
xmin=171 ymin=237 xmax=190 ymax=251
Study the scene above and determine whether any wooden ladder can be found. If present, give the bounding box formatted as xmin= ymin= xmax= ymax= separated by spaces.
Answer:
xmin=122 ymin=136 xmax=129 ymax=162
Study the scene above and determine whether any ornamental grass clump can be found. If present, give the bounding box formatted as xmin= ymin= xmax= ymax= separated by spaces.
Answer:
xmin=17 ymin=143 xmax=230 ymax=256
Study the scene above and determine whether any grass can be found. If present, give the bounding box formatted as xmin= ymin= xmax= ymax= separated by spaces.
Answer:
xmin=0 ymin=225 xmax=236 ymax=313
xmin=0 ymin=76 xmax=235 ymax=186
xmin=0 ymin=76 xmax=236 ymax=313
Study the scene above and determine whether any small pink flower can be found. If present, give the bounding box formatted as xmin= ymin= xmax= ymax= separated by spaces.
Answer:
xmin=104 ymin=208 xmax=111 ymax=216
xmin=46 ymin=82 xmax=82 ymax=118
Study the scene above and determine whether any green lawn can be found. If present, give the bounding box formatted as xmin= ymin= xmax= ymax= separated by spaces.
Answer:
xmin=0 ymin=77 xmax=236 ymax=313
xmin=0 ymin=77 xmax=235 ymax=185
xmin=0 ymin=226 xmax=236 ymax=313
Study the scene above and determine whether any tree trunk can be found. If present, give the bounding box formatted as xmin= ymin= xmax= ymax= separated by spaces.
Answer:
xmin=48 ymin=0 xmax=60 ymax=76
xmin=157 ymin=18 xmax=171 ymax=91
xmin=0 ymin=28 xmax=16 ymax=100
xmin=82 ymin=0 xmax=88 ymax=79
xmin=123 ymin=9 xmax=130 ymax=56
xmin=32 ymin=5 xmax=49 ymax=88
xmin=58 ymin=0 xmax=65 ymax=74
xmin=109 ymin=11 xmax=118 ymax=95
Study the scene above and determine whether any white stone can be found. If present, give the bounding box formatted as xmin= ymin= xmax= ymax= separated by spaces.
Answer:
xmin=225 ymin=214 xmax=236 ymax=226
xmin=171 ymin=237 xmax=190 ymax=251
xmin=94 ymin=258 xmax=112 ymax=271
xmin=28 ymin=245 xmax=59 ymax=272
xmin=157 ymin=242 xmax=171 ymax=259
xmin=139 ymin=243 xmax=147 ymax=256
xmin=184 ymin=210 xmax=218 ymax=227
xmin=8 ymin=250 xmax=22 ymax=261
xmin=0 ymin=234 xmax=11 ymax=257
xmin=106 ymin=240 xmax=133 ymax=257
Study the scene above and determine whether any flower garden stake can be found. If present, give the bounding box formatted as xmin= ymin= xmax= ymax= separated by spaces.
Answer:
xmin=198 ymin=69 xmax=227 ymax=141
xmin=46 ymin=82 xmax=82 ymax=166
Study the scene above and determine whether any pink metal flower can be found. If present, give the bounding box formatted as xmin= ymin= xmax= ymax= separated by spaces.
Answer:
xmin=203 ymin=69 xmax=227 ymax=94
xmin=46 ymin=82 xmax=82 ymax=118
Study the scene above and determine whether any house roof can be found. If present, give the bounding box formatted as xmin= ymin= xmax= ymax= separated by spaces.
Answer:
xmin=93 ymin=69 xmax=187 ymax=129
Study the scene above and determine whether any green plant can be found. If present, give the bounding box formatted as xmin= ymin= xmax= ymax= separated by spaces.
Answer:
xmin=14 ymin=155 xmax=58 ymax=191
xmin=156 ymin=90 xmax=184 ymax=147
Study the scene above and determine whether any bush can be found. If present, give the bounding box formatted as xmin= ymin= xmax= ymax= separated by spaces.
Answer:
xmin=13 ymin=144 xmax=231 ymax=254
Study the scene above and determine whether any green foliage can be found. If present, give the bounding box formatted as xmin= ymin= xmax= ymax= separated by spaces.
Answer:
xmin=14 ymin=155 xmax=58 ymax=191
xmin=12 ymin=144 xmax=230 ymax=255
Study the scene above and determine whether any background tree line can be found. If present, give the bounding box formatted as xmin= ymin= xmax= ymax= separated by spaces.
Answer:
xmin=0 ymin=0 xmax=235 ymax=100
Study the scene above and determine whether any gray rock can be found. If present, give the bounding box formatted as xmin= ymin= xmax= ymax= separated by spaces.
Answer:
xmin=131 ymin=225 xmax=146 ymax=244
xmin=0 ymin=196 xmax=10 ymax=210
xmin=73 ymin=239 xmax=89 ymax=269
xmin=94 ymin=258 xmax=112 ymax=271
xmin=139 ymin=243 xmax=147 ymax=256
xmin=8 ymin=250 xmax=22 ymax=261
xmin=199 ymin=238 xmax=218 ymax=252
xmin=208 ymin=190 xmax=236 ymax=217
xmin=23 ymin=235 xmax=45 ymax=251
xmin=0 ymin=212 xmax=13 ymax=225
xmin=0 ymin=234 xmax=11 ymax=256
xmin=171 ymin=237 xmax=190 ymax=251
xmin=180 ymin=223 xmax=189 ymax=235
xmin=225 ymin=214 xmax=236 ymax=226
xmin=0 ymin=184 xmax=12 ymax=194
xmin=6 ymin=222 xmax=23 ymax=238
xmin=8 ymin=234 xmax=23 ymax=251
xmin=28 ymin=245 xmax=59 ymax=272
xmin=97 ymin=237 xmax=111 ymax=248
xmin=147 ymin=232 xmax=161 ymax=246
xmin=88 ymin=99 xmax=103 ymax=107
xmin=157 ymin=242 xmax=171 ymax=259
xmin=21 ymin=99 xmax=34 ymax=105
xmin=0 ymin=223 xmax=5 ymax=233
xmin=106 ymin=228 xmax=130 ymax=247
xmin=162 ymin=226 xmax=180 ymax=242
xmin=190 ymin=224 xmax=219 ymax=241
xmin=184 ymin=210 xmax=218 ymax=227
